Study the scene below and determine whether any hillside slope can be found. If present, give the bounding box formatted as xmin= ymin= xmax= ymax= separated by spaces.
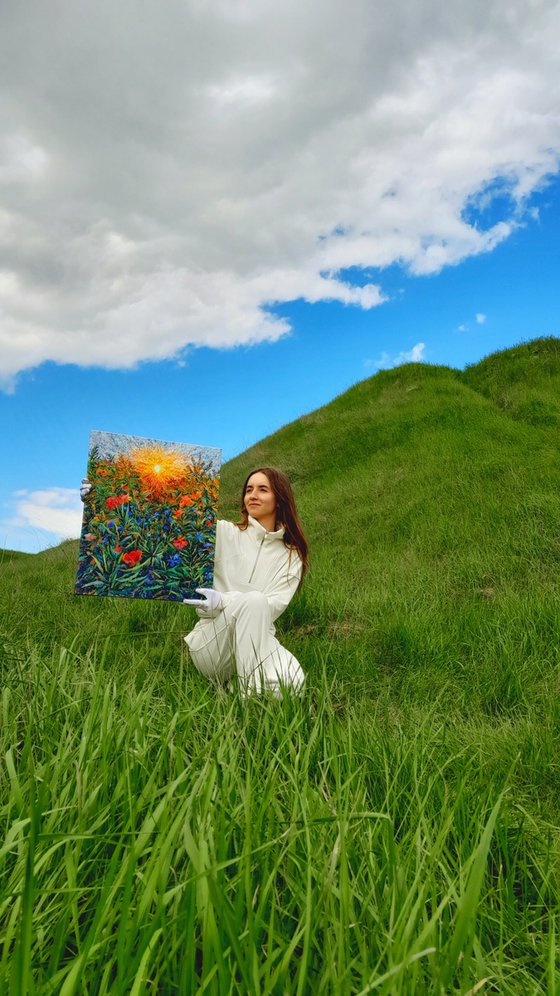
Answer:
xmin=2 ymin=337 xmax=560 ymax=992
xmin=461 ymin=335 xmax=560 ymax=430
xmin=2 ymin=336 xmax=559 ymax=712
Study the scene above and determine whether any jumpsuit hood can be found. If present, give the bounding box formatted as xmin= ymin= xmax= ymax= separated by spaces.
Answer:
xmin=246 ymin=514 xmax=285 ymax=542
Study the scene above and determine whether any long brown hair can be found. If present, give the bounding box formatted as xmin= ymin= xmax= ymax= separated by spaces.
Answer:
xmin=235 ymin=467 xmax=309 ymax=586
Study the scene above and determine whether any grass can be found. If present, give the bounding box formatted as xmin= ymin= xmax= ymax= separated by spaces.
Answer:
xmin=3 ymin=647 xmax=557 ymax=994
xmin=1 ymin=336 xmax=560 ymax=992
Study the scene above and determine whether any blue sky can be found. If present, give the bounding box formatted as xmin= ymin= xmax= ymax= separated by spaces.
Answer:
xmin=1 ymin=0 xmax=559 ymax=552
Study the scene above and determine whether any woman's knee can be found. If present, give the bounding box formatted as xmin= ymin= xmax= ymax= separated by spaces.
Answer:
xmin=229 ymin=591 xmax=269 ymax=615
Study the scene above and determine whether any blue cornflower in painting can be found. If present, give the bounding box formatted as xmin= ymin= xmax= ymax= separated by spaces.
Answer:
xmin=76 ymin=433 xmax=221 ymax=603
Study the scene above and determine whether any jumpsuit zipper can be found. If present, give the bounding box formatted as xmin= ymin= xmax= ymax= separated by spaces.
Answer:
xmin=248 ymin=535 xmax=266 ymax=583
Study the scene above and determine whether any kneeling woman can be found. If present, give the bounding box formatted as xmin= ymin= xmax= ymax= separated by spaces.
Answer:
xmin=184 ymin=467 xmax=309 ymax=697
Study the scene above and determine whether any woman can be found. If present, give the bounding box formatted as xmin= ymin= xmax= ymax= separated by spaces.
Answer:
xmin=184 ymin=467 xmax=309 ymax=698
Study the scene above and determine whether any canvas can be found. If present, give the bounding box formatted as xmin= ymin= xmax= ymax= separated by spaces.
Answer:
xmin=75 ymin=430 xmax=221 ymax=601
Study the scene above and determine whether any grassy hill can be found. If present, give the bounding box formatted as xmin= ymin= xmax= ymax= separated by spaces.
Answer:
xmin=461 ymin=335 xmax=560 ymax=430
xmin=1 ymin=336 xmax=559 ymax=993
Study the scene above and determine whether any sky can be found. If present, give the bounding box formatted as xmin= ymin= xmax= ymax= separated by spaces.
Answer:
xmin=0 ymin=0 xmax=559 ymax=553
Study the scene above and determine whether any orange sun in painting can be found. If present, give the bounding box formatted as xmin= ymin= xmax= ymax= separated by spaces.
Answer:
xmin=128 ymin=445 xmax=192 ymax=496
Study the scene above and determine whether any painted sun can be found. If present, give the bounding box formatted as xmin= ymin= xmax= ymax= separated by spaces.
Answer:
xmin=129 ymin=445 xmax=191 ymax=494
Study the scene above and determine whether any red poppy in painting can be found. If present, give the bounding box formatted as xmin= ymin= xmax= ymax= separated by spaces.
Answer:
xmin=76 ymin=433 xmax=221 ymax=604
xmin=106 ymin=495 xmax=127 ymax=509
xmin=123 ymin=550 xmax=142 ymax=566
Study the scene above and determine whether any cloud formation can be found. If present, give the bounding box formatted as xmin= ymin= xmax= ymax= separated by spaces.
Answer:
xmin=2 ymin=488 xmax=83 ymax=547
xmin=366 ymin=342 xmax=426 ymax=371
xmin=1 ymin=0 xmax=559 ymax=386
xmin=458 ymin=312 xmax=487 ymax=332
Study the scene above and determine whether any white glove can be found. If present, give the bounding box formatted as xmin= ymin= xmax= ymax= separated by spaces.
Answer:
xmin=80 ymin=478 xmax=92 ymax=501
xmin=183 ymin=587 xmax=223 ymax=618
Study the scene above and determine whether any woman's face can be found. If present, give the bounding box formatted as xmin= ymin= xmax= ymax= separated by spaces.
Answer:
xmin=244 ymin=472 xmax=276 ymax=523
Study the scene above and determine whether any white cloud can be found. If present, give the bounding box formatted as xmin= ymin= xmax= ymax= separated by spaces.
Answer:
xmin=366 ymin=341 xmax=426 ymax=371
xmin=0 ymin=132 xmax=48 ymax=183
xmin=457 ymin=313 xmax=486 ymax=332
xmin=205 ymin=75 xmax=277 ymax=105
xmin=0 ymin=0 xmax=559 ymax=386
xmin=1 ymin=488 xmax=83 ymax=549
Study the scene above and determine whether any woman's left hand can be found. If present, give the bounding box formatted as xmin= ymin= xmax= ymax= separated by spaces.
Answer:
xmin=183 ymin=588 xmax=223 ymax=614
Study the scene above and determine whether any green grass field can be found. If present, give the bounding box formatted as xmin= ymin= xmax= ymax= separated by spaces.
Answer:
xmin=1 ymin=337 xmax=559 ymax=993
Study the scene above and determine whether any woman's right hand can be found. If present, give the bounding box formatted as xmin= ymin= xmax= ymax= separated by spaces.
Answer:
xmin=80 ymin=478 xmax=92 ymax=501
xmin=183 ymin=588 xmax=223 ymax=618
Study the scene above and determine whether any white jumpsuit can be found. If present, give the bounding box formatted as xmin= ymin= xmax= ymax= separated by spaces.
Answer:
xmin=184 ymin=515 xmax=305 ymax=696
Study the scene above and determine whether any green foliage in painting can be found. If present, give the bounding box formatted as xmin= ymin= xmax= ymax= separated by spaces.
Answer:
xmin=76 ymin=435 xmax=220 ymax=601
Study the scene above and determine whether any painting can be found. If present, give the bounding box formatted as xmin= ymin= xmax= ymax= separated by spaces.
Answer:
xmin=75 ymin=430 xmax=221 ymax=601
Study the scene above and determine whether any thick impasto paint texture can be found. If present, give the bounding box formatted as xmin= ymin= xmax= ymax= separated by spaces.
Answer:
xmin=75 ymin=430 xmax=221 ymax=601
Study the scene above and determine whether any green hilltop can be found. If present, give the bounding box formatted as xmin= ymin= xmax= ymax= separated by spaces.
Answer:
xmin=3 ymin=334 xmax=559 ymax=704
xmin=220 ymin=333 xmax=560 ymax=700
xmin=1 ymin=336 xmax=559 ymax=992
